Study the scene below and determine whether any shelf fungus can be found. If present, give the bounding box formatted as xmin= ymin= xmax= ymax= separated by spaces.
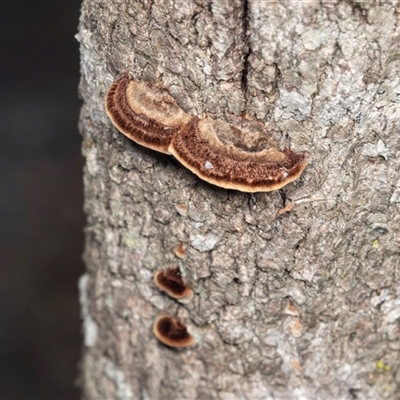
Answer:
xmin=153 ymin=315 xmax=195 ymax=348
xmin=154 ymin=266 xmax=193 ymax=300
xmin=105 ymin=75 xmax=191 ymax=154
xmin=106 ymin=75 xmax=309 ymax=192
xmin=169 ymin=117 xmax=309 ymax=193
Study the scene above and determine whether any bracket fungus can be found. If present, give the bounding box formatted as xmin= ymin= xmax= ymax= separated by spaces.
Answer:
xmin=154 ymin=266 xmax=193 ymax=300
xmin=105 ymin=75 xmax=191 ymax=154
xmin=153 ymin=315 xmax=195 ymax=348
xmin=169 ymin=117 xmax=309 ymax=193
xmin=106 ymin=75 xmax=309 ymax=192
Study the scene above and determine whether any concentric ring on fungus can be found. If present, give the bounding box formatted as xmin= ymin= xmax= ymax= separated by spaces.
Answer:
xmin=105 ymin=75 xmax=191 ymax=154
xmin=169 ymin=117 xmax=309 ymax=193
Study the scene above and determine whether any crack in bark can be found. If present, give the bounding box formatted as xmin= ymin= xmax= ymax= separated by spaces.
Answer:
xmin=241 ymin=0 xmax=251 ymax=103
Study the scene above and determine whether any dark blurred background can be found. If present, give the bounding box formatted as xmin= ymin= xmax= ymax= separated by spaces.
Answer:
xmin=0 ymin=2 xmax=84 ymax=399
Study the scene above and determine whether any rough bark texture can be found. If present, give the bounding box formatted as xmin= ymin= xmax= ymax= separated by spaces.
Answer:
xmin=77 ymin=1 xmax=400 ymax=399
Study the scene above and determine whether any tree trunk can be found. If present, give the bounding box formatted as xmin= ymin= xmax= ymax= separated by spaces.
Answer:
xmin=77 ymin=1 xmax=400 ymax=399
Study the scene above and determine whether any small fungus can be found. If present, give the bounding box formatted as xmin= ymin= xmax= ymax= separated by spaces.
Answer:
xmin=153 ymin=315 xmax=195 ymax=348
xmin=154 ymin=266 xmax=193 ymax=300
xmin=169 ymin=117 xmax=309 ymax=193
xmin=175 ymin=203 xmax=188 ymax=217
xmin=105 ymin=75 xmax=191 ymax=154
xmin=173 ymin=243 xmax=185 ymax=259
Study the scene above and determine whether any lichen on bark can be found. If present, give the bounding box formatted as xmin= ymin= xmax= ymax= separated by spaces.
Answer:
xmin=77 ymin=1 xmax=400 ymax=399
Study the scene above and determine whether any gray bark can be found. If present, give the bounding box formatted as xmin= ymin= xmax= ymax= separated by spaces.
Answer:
xmin=77 ymin=0 xmax=400 ymax=399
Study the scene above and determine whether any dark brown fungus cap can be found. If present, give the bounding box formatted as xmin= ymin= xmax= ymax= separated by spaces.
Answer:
xmin=105 ymin=75 xmax=191 ymax=154
xmin=154 ymin=266 xmax=193 ymax=300
xmin=169 ymin=116 xmax=309 ymax=192
xmin=153 ymin=315 xmax=195 ymax=348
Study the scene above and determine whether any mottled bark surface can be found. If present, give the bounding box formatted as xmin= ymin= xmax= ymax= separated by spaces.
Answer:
xmin=77 ymin=1 xmax=400 ymax=399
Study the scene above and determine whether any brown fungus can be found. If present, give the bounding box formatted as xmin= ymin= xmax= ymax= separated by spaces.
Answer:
xmin=154 ymin=266 xmax=193 ymax=300
xmin=173 ymin=243 xmax=185 ymax=259
xmin=169 ymin=116 xmax=309 ymax=193
xmin=105 ymin=75 xmax=191 ymax=154
xmin=153 ymin=315 xmax=195 ymax=348
xmin=106 ymin=76 xmax=309 ymax=192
